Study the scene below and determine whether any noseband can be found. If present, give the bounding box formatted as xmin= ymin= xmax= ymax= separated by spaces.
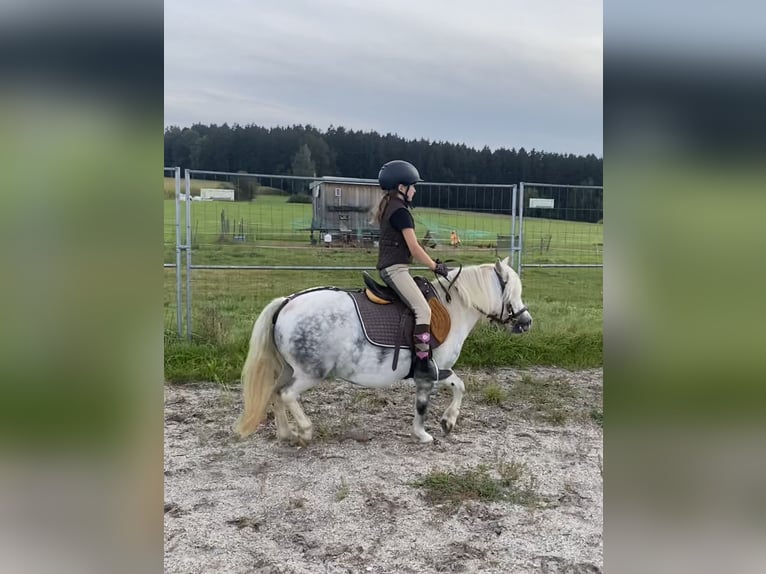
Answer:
xmin=489 ymin=268 xmax=528 ymax=325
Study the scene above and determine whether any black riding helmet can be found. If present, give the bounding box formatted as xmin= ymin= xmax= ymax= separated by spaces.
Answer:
xmin=378 ymin=160 xmax=423 ymax=191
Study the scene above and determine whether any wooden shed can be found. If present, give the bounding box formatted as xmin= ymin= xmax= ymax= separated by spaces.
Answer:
xmin=309 ymin=177 xmax=383 ymax=244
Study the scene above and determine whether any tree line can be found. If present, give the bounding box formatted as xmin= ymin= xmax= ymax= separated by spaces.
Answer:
xmin=164 ymin=123 xmax=602 ymax=186
xmin=164 ymin=123 xmax=603 ymax=223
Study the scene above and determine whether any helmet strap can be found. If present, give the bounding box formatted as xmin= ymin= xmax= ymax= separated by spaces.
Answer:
xmin=397 ymin=186 xmax=413 ymax=207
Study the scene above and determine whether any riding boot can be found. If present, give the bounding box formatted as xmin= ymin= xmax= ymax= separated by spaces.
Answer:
xmin=413 ymin=324 xmax=439 ymax=381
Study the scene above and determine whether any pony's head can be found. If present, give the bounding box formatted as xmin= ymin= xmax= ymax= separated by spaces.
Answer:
xmin=492 ymin=257 xmax=532 ymax=333
xmin=446 ymin=257 xmax=532 ymax=334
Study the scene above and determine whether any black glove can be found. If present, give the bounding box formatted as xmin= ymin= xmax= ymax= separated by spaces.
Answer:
xmin=433 ymin=260 xmax=450 ymax=278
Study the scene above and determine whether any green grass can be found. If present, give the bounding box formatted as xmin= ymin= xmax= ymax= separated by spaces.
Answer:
xmin=164 ymin=195 xmax=313 ymax=248
xmin=163 ymin=336 xmax=247 ymax=384
xmin=411 ymin=462 xmax=540 ymax=509
xmin=164 ymin=177 xmax=231 ymax=198
xmin=163 ymin=265 xmax=602 ymax=382
xmin=164 ymin=194 xmax=603 ymax=265
xmin=163 ymin=177 xmax=285 ymax=199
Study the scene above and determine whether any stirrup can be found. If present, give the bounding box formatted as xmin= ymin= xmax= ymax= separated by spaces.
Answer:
xmin=415 ymin=357 xmax=439 ymax=382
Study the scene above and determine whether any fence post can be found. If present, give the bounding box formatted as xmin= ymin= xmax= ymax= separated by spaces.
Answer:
xmin=518 ymin=182 xmax=525 ymax=275
xmin=174 ymin=167 xmax=182 ymax=337
xmin=185 ymin=169 xmax=192 ymax=340
xmin=510 ymin=184 xmax=517 ymax=269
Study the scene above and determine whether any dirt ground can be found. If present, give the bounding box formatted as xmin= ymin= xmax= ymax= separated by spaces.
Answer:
xmin=164 ymin=367 xmax=602 ymax=574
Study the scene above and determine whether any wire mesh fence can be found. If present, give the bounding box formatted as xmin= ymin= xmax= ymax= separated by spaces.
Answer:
xmin=163 ymin=167 xmax=181 ymax=335
xmin=163 ymin=169 xmax=603 ymax=339
xmin=519 ymin=182 xmax=603 ymax=267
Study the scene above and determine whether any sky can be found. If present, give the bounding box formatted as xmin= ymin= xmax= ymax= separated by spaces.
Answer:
xmin=165 ymin=0 xmax=603 ymax=157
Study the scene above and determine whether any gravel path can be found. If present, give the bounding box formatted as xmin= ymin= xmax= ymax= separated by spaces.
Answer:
xmin=165 ymin=367 xmax=602 ymax=574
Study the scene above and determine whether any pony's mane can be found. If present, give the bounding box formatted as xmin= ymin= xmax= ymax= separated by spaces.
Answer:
xmin=439 ymin=264 xmax=504 ymax=311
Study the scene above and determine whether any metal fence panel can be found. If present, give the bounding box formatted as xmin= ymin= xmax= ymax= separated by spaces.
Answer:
xmin=519 ymin=182 xmax=603 ymax=270
xmin=163 ymin=167 xmax=184 ymax=337
xmin=163 ymin=169 xmax=602 ymax=341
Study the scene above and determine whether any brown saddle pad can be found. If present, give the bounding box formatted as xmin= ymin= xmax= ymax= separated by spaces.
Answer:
xmin=346 ymin=291 xmax=450 ymax=349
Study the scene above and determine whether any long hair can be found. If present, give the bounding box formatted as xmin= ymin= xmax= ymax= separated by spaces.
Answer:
xmin=234 ymin=297 xmax=287 ymax=438
xmin=449 ymin=265 xmax=500 ymax=311
xmin=373 ymin=190 xmax=394 ymax=224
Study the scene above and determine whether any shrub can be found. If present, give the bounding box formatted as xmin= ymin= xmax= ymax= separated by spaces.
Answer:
xmin=286 ymin=194 xmax=312 ymax=204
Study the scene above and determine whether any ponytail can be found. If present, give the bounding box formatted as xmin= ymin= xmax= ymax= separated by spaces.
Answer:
xmin=373 ymin=192 xmax=392 ymax=225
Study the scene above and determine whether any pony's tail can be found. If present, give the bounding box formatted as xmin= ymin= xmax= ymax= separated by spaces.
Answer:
xmin=234 ymin=297 xmax=287 ymax=438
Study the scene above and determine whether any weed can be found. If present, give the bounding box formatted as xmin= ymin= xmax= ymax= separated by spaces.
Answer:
xmin=335 ymin=477 xmax=349 ymax=501
xmin=352 ymin=390 xmax=390 ymax=409
xmin=195 ymin=304 xmax=228 ymax=346
xmin=542 ymin=409 xmax=568 ymax=425
xmin=508 ymin=375 xmax=578 ymax=426
xmin=412 ymin=466 xmax=504 ymax=506
xmin=412 ymin=462 xmax=540 ymax=509
xmin=497 ymin=459 xmax=524 ymax=486
xmin=481 ymin=384 xmax=507 ymax=405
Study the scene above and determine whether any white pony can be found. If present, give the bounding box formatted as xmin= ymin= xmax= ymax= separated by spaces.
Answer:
xmin=235 ymin=257 xmax=531 ymax=443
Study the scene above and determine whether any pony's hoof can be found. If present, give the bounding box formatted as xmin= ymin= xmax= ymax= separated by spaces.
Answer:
xmin=300 ymin=431 xmax=313 ymax=442
xmin=414 ymin=431 xmax=434 ymax=444
xmin=277 ymin=432 xmax=295 ymax=442
xmin=286 ymin=434 xmax=310 ymax=448
xmin=440 ymin=419 xmax=454 ymax=435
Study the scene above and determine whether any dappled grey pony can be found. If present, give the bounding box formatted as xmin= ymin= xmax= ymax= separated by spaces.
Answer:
xmin=235 ymin=257 xmax=532 ymax=443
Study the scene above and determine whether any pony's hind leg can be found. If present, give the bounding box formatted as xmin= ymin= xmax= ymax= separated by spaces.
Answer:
xmin=272 ymin=396 xmax=295 ymax=441
xmin=438 ymin=370 xmax=465 ymax=435
xmin=279 ymin=374 xmax=320 ymax=442
xmin=272 ymin=364 xmax=298 ymax=441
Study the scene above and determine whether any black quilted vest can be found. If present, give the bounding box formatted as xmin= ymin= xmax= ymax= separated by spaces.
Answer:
xmin=376 ymin=195 xmax=412 ymax=269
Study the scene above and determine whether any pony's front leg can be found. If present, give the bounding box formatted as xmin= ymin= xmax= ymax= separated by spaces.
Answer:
xmin=438 ymin=371 xmax=465 ymax=435
xmin=412 ymin=377 xmax=435 ymax=443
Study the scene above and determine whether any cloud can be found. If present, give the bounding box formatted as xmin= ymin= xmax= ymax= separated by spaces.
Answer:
xmin=165 ymin=0 xmax=602 ymax=155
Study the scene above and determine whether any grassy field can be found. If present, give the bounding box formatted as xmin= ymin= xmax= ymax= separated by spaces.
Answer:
xmin=162 ymin=176 xmax=285 ymax=199
xmin=164 ymin=195 xmax=313 ymax=246
xmin=163 ymin=192 xmax=602 ymax=382
xmin=163 ymin=194 xmax=603 ymax=266
xmin=164 ymin=264 xmax=602 ymax=383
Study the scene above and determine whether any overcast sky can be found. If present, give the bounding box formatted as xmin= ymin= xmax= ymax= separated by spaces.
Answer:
xmin=165 ymin=0 xmax=602 ymax=156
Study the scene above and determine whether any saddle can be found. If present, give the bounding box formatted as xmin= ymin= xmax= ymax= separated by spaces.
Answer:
xmin=346 ymin=272 xmax=451 ymax=371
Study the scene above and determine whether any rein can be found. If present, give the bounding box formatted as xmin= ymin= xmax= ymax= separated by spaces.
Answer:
xmin=434 ymin=260 xmax=462 ymax=303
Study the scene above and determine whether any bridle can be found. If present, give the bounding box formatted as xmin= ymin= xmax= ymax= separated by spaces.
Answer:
xmin=435 ymin=262 xmax=528 ymax=325
xmin=488 ymin=268 xmax=528 ymax=325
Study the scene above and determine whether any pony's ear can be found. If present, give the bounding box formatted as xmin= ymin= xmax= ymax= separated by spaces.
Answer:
xmin=495 ymin=259 xmax=508 ymax=279
xmin=501 ymin=256 xmax=510 ymax=266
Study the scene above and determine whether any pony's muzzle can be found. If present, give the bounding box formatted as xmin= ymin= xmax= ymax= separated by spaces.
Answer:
xmin=511 ymin=317 xmax=532 ymax=334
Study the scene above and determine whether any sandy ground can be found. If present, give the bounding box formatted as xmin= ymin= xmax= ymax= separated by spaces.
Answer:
xmin=164 ymin=367 xmax=602 ymax=574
